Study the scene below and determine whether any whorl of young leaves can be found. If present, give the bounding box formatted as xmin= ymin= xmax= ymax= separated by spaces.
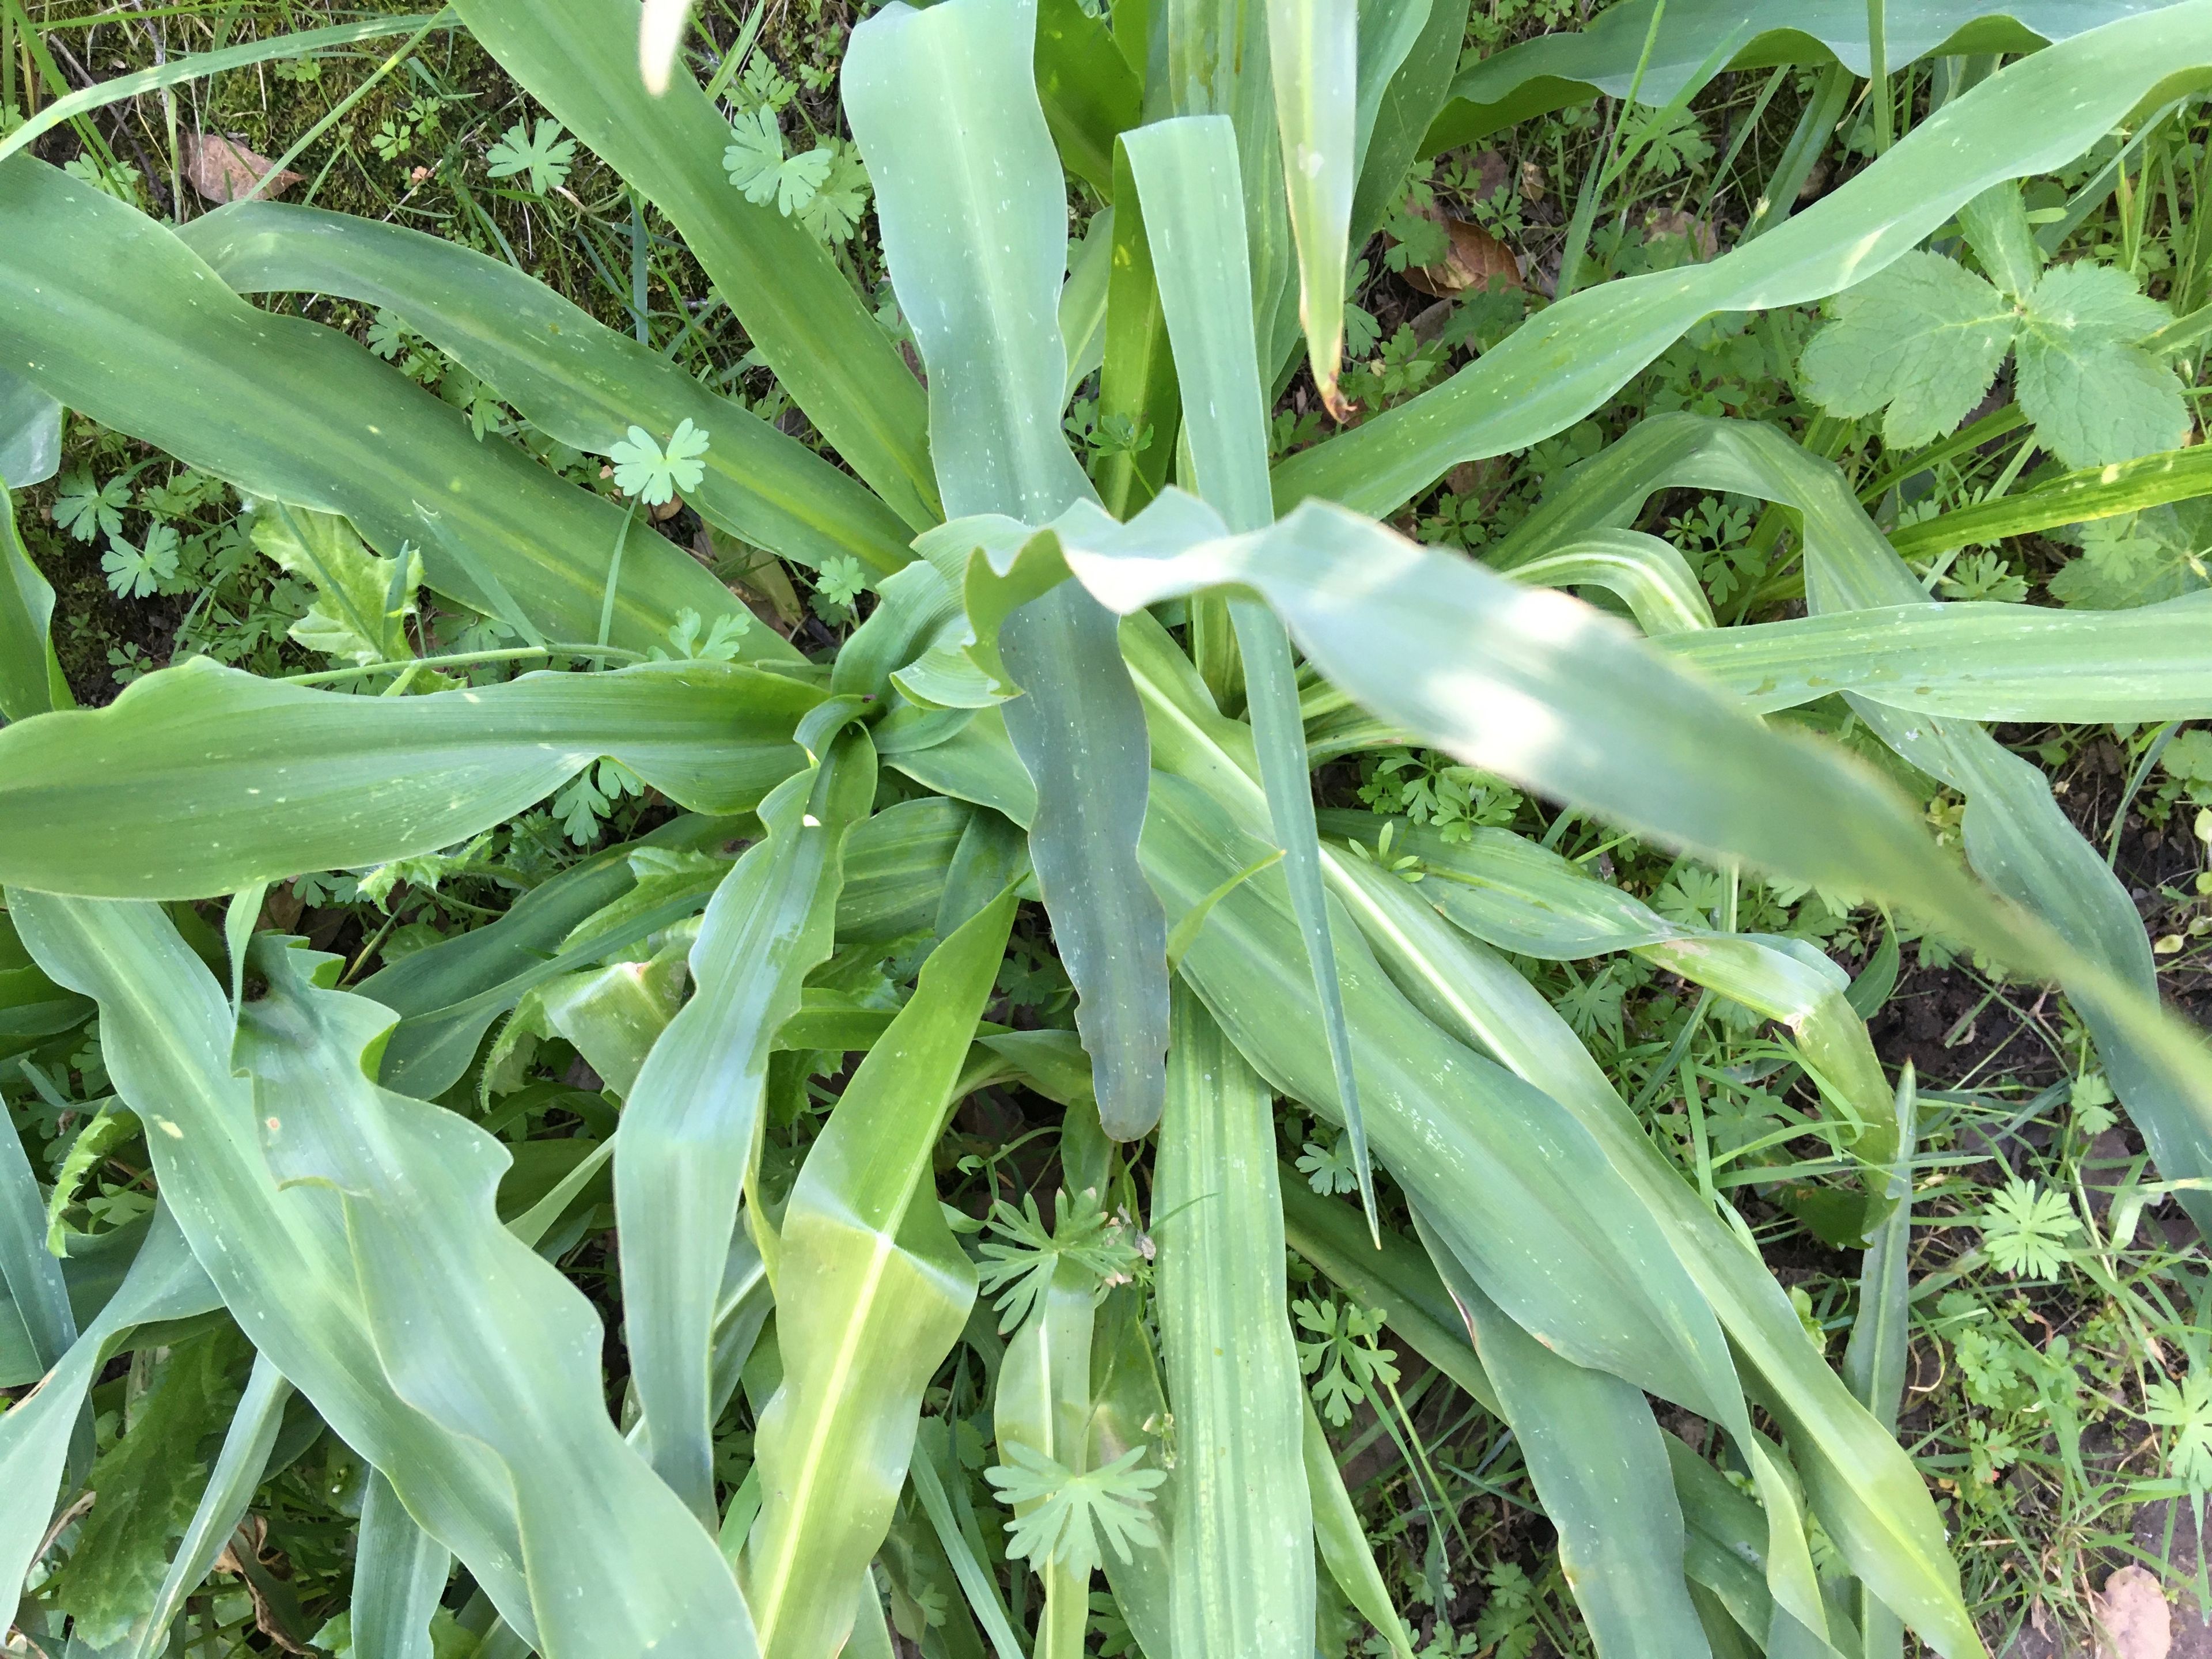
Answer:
xmin=983 ymin=1444 xmax=1166 ymax=1577
xmin=975 ymin=1186 xmax=1143 ymax=1334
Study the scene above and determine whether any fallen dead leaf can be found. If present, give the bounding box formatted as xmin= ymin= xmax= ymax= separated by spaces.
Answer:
xmin=2092 ymin=1563 xmax=2173 ymax=1659
xmin=1399 ymin=203 xmax=1522 ymax=300
xmin=182 ymin=134 xmax=301 ymax=204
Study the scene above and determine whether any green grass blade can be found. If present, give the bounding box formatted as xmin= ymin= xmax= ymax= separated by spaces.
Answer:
xmin=0 ymin=364 xmax=62 ymax=490
xmin=354 ymin=1469 xmax=453 ymax=1659
xmin=0 ymin=660 xmax=813 ymax=900
xmin=1093 ymin=144 xmax=1181 ymax=518
xmin=1062 ymin=207 xmax=1116 ymax=406
xmin=1156 ymin=984 xmax=1314 ymax=1658
xmin=1844 ymin=1070 xmax=1916 ymax=1659
xmin=1426 ymin=0 xmax=2160 ymax=150
xmin=1036 ymin=0 xmax=1141 ymax=198
xmin=0 ymin=1100 xmax=74 ymax=1369
xmin=1279 ymin=6 xmax=2212 ymax=517
xmin=1 ymin=480 xmax=63 ymax=721
xmin=618 ymin=729 xmax=874 ymax=1523
xmin=181 ymin=203 xmax=910 ymax=584
xmin=852 ymin=0 xmax=1167 ymax=1137
xmin=1350 ymin=0 xmax=1465 ymax=248
xmin=237 ymin=933 xmax=756 ymax=1658
xmin=0 ymin=157 xmax=748 ymax=653
xmin=1264 ymin=0 xmax=1357 ymax=411
xmin=1416 ymin=1211 xmax=1712 ymax=1659
xmin=125 ymin=1356 xmax=294 ymax=1659
xmin=448 ymin=0 xmax=937 ymax=528
xmin=0 ymin=1208 xmax=217 ymax=1617
xmin=0 ymin=13 xmax=451 ymax=167
xmin=1302 ymin=1398 xmax=1417 ymax=1659
xmin=1659 ymin=596 xmax=2212 ymax=719
xmin=1511 ymin=530 xmax=1716 ymax=635
xmin=1122 ymin=115 xmax=1369 ymax=1218
xmin=741 ymin=893 xmax=1014 ymax=1659
xmin=1889 ymin=442 xmax=2212 ymax=559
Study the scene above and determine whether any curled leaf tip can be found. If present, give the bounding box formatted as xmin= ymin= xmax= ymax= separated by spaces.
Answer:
xmin=1320 ymin=378 xmax=1358 ymax=424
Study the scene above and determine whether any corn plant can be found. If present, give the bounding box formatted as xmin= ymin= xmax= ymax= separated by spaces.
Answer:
xmin=3 ymin=2 xmax=2212 ymax=1657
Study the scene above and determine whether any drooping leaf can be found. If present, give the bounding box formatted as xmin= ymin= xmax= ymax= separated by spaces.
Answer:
xmin=0 ymin=658 xmax=815 ymax=899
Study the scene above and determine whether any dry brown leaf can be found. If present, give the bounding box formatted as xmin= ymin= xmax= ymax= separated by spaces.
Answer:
xmin=2093 ymin=1564 xmax=2174 ymax=1659
xmin=182 ymin=134 xmax=301 ymax=204
xmin=1400 ymin=207 xmax=1522 ymax=300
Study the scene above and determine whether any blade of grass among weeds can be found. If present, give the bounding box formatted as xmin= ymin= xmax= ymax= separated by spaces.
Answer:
xmin=619 ymin=726 xmax=874 ymax=1524
xmin=741 ymin=892 xmax=1013 ymax=1659
xmin=0 ymin=1103 xmax=73 ymax=1370
xmin=1264 ymin=0 xmax=1357 ymax=411
xmin=0 ymin=13 xmax=453 ymax=166
xmin=1888 ymin=442 xmax=2212 ymax=559
xmin=354 ymin=1469 xmax=453 ymax=1659
xmin=1156 ymin=984 xmax=1315 ymax=1659
xmin=0 ymin=159 xmax=752 ymax=655
xmin=1657 ymin=596 xmax=2212 ymax=721
xmin=1093 ymin=143 xmax=1181 ymax=518
xmin=181 ymin=204 xmax=911 ymax=582
xmin=0 ymin=660 xmax=814 ymax=900
xmin=1425 ymin=0 xmax=2171 ymax=149
xmin=124 ymin=1355 xmax=294 ymax=1659
xmin=448 ymin=0 xmax=937 ymax=528
xmin=236 ymin=934 xmax=757 ymax=1659
xmin=850 ymin=0 xmax=1168 ymax=1137
xmin=1278 ymin=5 xmax=2212 ymax=517
xmin=1303 ymin=1397 xmax=1418 ymax=1659
xmin=1494 ymin=411 xmax=2212 ymax=1236
xmin=1844 ymin=1069 xmax=1916 ymax=1659
xmin=0 ymin=1207 xmax=217 ymax=1616
xmin=1124 ymin=115 xmax=1370 ymax=1223
xmin=1 ymin=478 xmax=65 ymax=721
xmin=1415 ymin=1210 xmax=1710 ymax=1659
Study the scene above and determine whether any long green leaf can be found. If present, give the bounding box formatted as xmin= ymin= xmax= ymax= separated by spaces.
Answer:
xmin=0 ymin=13 xmax=450 ymax=166
xmin=1277 ymin=6 xmax=2212 ymax=517
xmin=0 ymin=1207 xmax=217 ymax=1616
xmin=1658 ymin=594 xmax=2212 ymax=720
xmin=1035 ymin=0 xmax=1142 ymax=198
xmin=0 ymin=658 xmax=813 ymax=899
xmin=1156 ymin=984 xmax=1314 ymax=1659
xmin=1123 ymin=115 xmax=1369 ymax=1216
xmin=1350 ymin=0 xmax=1464 ymax=250
xmin=0 ymin=364 xmax=62 ymax=490
xmin=237 ymin=934 xmax=756 ymax=1659
xmin=0 ymin=1101 xmax=74 ymax=1371
xmin=850 ymin=0 xmax=1169 ymax=1137
xmin=1093 ymin=143 xmax=1182 ymax=518
xmin=1 ymin=479 xmax=64 ymax=721
xmin=1301 ymin=1399 xmax=1416 ymax=1659
xmin=446 ymin=0 xmax=937 ymax=528
xmin=0 ymin=157 xmax=749 ymax=653
xmin=741 ymin=893 xmax=1014 ymax=1659
xmin=1416 ymin=1210 xmax=1711 ymax=1659
xmin=354 ymin=1469 xmax=452 ymax=1659
xmin=180 ymin=203 xmax=912 ymax=582
xmin=1844 ymin=1070 xmax=1916 ymax=1659
xmin=1889 ymin=442 xmax=2212 ymax=560
xmin=1425 ymin=0 xmax=2186 ymax=150
xmin=10 ymin=896 xmax=541 ymax=1637
xmin=619 ymin=726 xmax=874 ymax=1522
xmin=1264 ymin=0 xmax=1357 ymax=410
xmin=1496 ymin=412 xmax=2212 ymax=1235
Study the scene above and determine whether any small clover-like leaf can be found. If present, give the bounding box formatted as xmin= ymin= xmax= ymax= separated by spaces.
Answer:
xmin=100 ymin=524 xmax=179 ymax=599
xmin=609 ymin=418 xmax=710 ymax=505
xmin=984 ymin=1443 xmax=1165 ymax=1577
xmin=55 ymin=467 xmax=130 ymax=542
xmin=485 ymin=117 xmax=577 ymax=195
